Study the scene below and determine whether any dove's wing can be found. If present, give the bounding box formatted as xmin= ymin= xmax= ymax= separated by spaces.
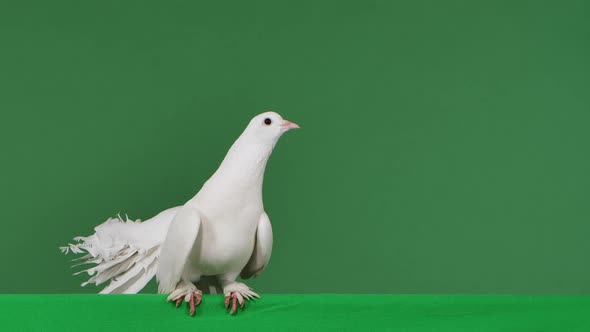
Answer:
xmin=240 ymin=212 xmax=273 ymax=279
xmin=156 ymin=205 xmax=201 ymax=293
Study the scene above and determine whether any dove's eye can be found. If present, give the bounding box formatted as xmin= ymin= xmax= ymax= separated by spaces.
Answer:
xmin=264 ymin=118 xmax=272 ymax=125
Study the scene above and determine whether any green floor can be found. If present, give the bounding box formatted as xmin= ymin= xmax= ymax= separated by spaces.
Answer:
xmin=1 ymin=294 xmax=589 ymax=331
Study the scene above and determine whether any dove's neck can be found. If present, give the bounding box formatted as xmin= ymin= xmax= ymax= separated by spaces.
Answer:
xmin=206 ymin=134 xmax=276 ymax=194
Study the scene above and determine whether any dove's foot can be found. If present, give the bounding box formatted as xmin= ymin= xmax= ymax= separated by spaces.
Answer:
xmin=167 ymin=282 xmax=203 ymax=316
xmin=223 ymin=282 xmax=260 ymax=315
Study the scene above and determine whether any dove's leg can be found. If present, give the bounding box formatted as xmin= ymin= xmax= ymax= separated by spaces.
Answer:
xmin=219 ymin=273 xmax=260 ymax=315
xmin=167 ymin=279 xmax=203 ymax=316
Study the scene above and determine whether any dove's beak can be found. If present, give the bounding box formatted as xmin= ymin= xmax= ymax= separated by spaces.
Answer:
xmin=281 ymin=120 xmax=300 ymax=131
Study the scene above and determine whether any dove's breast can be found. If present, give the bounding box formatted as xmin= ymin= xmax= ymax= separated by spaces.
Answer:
xmin=186 ymin=191 xmax=263 ymax=276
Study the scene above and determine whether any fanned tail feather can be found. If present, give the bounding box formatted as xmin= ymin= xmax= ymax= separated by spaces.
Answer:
xmin=60 ymin=207 xmax=179 ymax=294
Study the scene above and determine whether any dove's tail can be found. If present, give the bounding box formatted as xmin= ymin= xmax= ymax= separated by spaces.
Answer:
xmin=60 ymin=207 xmax=180 ymax=294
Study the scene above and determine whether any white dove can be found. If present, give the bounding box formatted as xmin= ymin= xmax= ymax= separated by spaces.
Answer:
xmin=61 ymin=111 xmax=299 ymax=315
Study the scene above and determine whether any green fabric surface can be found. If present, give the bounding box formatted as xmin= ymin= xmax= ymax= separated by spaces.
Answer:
xmin=1 ymin=295 xmax=589 ymax=331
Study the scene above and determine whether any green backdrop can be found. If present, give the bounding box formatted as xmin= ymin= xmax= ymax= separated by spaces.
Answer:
xmin=0 ymin=0 xmax=589 ymax=294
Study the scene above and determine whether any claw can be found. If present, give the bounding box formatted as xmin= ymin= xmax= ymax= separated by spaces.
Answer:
xmin=175 ymin=297 xmax=183 ymax=308
xmin=189 ymin=294 xmax=195 ymax=316
xmin=195 ymin=293 xmax=202 ymax=306
xmin=230 ymin=293 xmax=238 ymax=315
xmin=224 ymin=295 xmax=230 ymax=308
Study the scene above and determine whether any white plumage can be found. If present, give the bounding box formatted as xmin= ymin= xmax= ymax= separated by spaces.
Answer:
xmin=61 ymin=111 xmax=299 ymax=314
xmin=61 ymin=207 xmax=179 ymax=294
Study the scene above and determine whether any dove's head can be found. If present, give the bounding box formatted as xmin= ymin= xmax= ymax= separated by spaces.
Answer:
xmin=243 ymin=111 xmax=300 ymax=144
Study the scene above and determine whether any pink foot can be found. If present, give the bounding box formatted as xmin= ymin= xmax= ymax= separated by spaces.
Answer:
xmin=224 ymin=292 xmax=246 ymax=315
xmin=172 ymin=291 xmax=202 ymax=316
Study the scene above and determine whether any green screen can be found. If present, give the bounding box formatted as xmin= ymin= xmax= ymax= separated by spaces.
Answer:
xmin=0 ymin=0 xmax=589 ymax=294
